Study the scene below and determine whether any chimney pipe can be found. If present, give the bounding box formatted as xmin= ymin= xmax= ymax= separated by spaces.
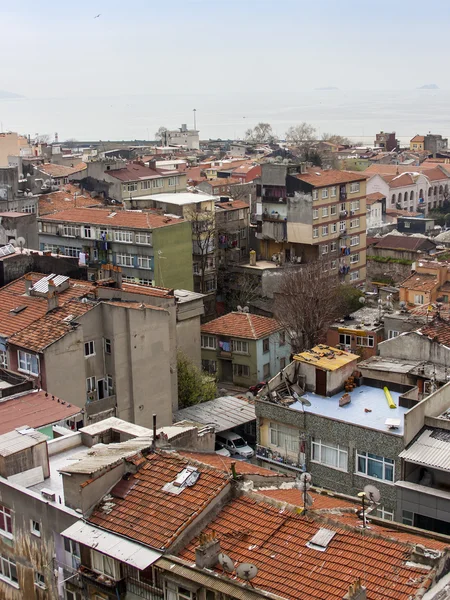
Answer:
xmin=195 ymin=533 xmax=221 ymax=569
xmin=25 ymin=273 xmax=33 ymax=295
xmin=343 ymin=578 xmax=367 ymax=600
xmin=47 ymin=280 xmax=58 ymax=312
xmin=249 ymin=250 xmax=256 ymax=267
xmin=152 ymin=414 xmax=157 ymax=450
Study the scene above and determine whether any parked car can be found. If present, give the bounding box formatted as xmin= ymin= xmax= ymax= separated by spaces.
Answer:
xmin=216 ymin=432 xmax=254 ymax=459
xmin=215 ymin=442 xmax=231 ymax=457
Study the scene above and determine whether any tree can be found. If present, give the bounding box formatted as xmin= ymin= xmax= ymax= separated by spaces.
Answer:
xmin=35 ymin=133 xmax=50 ymax=144
xmin=321 ymin=133 xmax=351 ymax=146
xmin=64 ymin=138 xmax=78 ymax=149
xmin=337 ymin=284 xmax=364 ymax=316
xmin=177 ymin=352 xmax=216 ymax=408
xmin=218 ymin=271 xmax=261 ymax=313
xmin=285 ymin=123 xmax=316 ymax=147
xmin=155 ymin=126 xmax=168 ymax=144
xmin=245 ymin=123 xmax=277 ymax=144
xmin=187 ymin=205 xmax=217 ymax=295
xmin=274 ymin=260 xmax=342 ymax=353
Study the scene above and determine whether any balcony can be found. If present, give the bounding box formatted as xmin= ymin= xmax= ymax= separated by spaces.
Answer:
xmin=338 ymin=229 xmax=348 ymax=238
xmin=256 ymin=445 xmax=305 ymax=472
xmin=85 ymin=394 xmax=116 ymax=417
xmin=78 ymin=565 xmax=126 ymax=595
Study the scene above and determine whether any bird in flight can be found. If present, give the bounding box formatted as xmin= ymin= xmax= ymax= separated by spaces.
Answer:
xmin=94 ymin=13 xmax=101 ymax=18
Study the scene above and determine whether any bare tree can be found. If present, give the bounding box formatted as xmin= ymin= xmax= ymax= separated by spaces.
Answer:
xmin=155 ymin=126 xmax=168 ymax=144
xmin=285 ymin=123 xmax=316 ymax=147
xmin=274 ymin=260 xmax=341 ymax=353
xmin=187 ymin=207 xmax=217 ymax=294
xmin=35 ymin=133 xmax=51 ymax=144
xmin=221 ymin=271 xmax=261 ymax=312
xmin=228 ymin=182 xmax=251 ymax=202
xmin=321 ymin=133 xmax=351 ymax=146
xmin=245 ymin=123 xmax=277 ymax=144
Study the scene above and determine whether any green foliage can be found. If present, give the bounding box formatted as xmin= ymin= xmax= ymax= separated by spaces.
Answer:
xmin=177 ymin=352 xmax=216 ymax=408
xmin=367 ymin=255 xmax=413 ymax=266
xmin=337 ymin=284 xmax=364 ymax=316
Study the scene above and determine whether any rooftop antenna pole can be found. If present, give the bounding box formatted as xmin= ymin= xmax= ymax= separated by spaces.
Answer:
xmin=357 ymin=491 xmax=367 ymax=528
xmin=193 ymin=108 xmax=197 ymax=131
xmin=152 ymin=413 xmax=157 ymax=451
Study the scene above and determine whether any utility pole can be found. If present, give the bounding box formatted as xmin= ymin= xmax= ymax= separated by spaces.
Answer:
xmin=193 ymin=108 xmax=197 ymax=131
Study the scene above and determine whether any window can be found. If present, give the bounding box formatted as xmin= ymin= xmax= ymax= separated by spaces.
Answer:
xmin=280 ymin=357 xmax=286 ymax=369
xmin=137 ymin=256 xmax=153 ymax=270
xmin=350 ymin=218 xmax=360 ymax=229
xmin=339 ymin=333 xmax=351 ymax=346
xmin=86 ymin=376 xmax=96 ymax=393
xmin=356 ymin=335 xmax=374 ymax=347
xmin=313 ymin=209 xmax=319 ymax=220
xmin=135 ymin=232 xmax=152 ymax=245
xmin=83 ymin=226 xmax=92 ymax=238
xmin=168 ymin=176 xmax=179 ymax=186
xmin=339 ymin=221 xmax=346 ymax=232
xmin=34 ymin=571 xmax=45 ymax=589
xmin=63 ymin=224 xmax=80 ymax=237
xmin=322 ymin=225 xmax=328 ymax=236
xmin=152 ymin=178 xmax=163 ymax=188
xmin=84 ymin=341 xmax=95 ymax=357
xmin=126 ymin=182 xmax=138 ymax=192
xmin=22 ymin=204 xmax=36 ymax=213
xmin=330 ymin=241 xmax=337 ymax=252
xmin=330 ymin=205 xmax=337 ymax=216
xmin=279 ymin=331 xmax=286 ymax=346
xmin=340 ymin=202 xmax=346 ymax=212
xmin=0 ymin=350 xmax=7 ymax=368
xmin=114 ymin=230 xmax=133 ymax=243
xmin=205 ymin=278 xmax=217 ymax=292
xmin=402 ymin=510 xmax=414 ymax=526
xmin=350 ymin=253 xmax=359 ymax=264
xmin=233 ymin=364 xmax=250 ymax=378
xmin=239 ymin=227 xmax=247 ymax=238
xmin=263 ymin=338 xmax=270 ymax=353
xmin=64 ymin=246 xmax=81 ymax=258
xmin=375 ymin=506 xmax=394 ymax=521
xmin=0 ymin=505 xmax=12 ymax=537
xmin=321 ymin=188 xmax=328 ymax=199
xmin=350 ymin=235 xmax=359 ymax=247
xmin=312 ymin=438 xmax=348 ymax=471
xmin=201 ymin=359 xmax=217 ymax=374
xmin=263 ymin=363 xmax=270 ymax=379
xmin=0 ymin=553 xmax=18 ymax=587
xmin=269 ymin=422 xmax=299 ymax=453
xmin=104 ymin=338 xmax=111 ymax=354
xmin=18 ymin=351 xmax=39 ymax=375
xmin=313 ymin=227 xmax=319 ymax=238
xmin=331 ymin=223 xmax=337 ymax=234
xmin=322 ymin=244 xmax=328 ymax=255
xmin=30 ymin=520 xmax=40 ymax=537
xmin=322 ymin=206 xmax=329 ymax=217
xmin=331 ymin=186 xmax=337 ymax=197
xmin=356 ymin=451 xmax=394 ymax=482
xmin=331 ymin=259 xmax=337 ymax=270
xmin=91 ymin=550 xmax=120 ymax=580
xmin=141 ymin=180 xmax=152 ymax=190
xmin=350 ymin=182 xmax=360 ymax=193
xmin=65 ymin=590 xmax=82 ymax=600
xmin=388 ymin=330 xmax=399 ymax=339
xmin=350 ymin=270 xmax=359 ymax=282
xmin=312 ymin=190 xmax=318 ymax=200
xmin=64 ymin=538 xmax=80 ymax=569
xmin=201 ymin=335 xmax=216 ymax=350
xmin=177 ymin=588 xmax=196 ymax=600
xmin=232 ymin=340 xmax=249 ymax=354
xmin=414 ymin=294 xmax=424 ymax=304
xmin=116 ymin=253 xmax=134 ymax=267
xmin=350 ymin=200 xmax=360 ymax=211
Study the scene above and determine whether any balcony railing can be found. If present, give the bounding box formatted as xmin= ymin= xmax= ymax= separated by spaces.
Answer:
xmin=256 ymin=445 xmax=305 ymax=472
xmin=85 ymin=394 xmax=116 ymax=417
xmin=78 ymin=565 xmax=126 ymax=595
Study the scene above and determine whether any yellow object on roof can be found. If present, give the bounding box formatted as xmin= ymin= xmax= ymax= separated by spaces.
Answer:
xmin=294 ymin=345 xmax=359 ymax=371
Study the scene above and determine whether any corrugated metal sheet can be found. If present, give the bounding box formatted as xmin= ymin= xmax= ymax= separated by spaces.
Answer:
xmin=31 ymin=273 xmax=69 ymax=293
xmin=62 ymin=521 xmax=161 ymax=570
xmin=0 ymin=428 xmax=48 ymax=456
xmin=400 ymin=428 xmax=450 ymax=470
xmin=173 ymin=396 xmax=255 ymax=432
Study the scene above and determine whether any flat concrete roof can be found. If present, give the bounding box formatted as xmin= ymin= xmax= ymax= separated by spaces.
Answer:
xmin=174 ymin=396 xmax=255 ymax=432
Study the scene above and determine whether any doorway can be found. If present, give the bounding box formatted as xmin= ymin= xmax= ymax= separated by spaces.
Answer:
xmin=221 ymin=360 xmax=233 ymax=382
xmin=315 ymin=369 xmax=327 ymax=396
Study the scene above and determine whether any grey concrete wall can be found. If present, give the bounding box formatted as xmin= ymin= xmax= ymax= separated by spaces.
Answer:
xmin=379 ymin=333 xmax=450 ymax=366
xmin=404 ymin=382 xmax=450 ymax=445
xmin=62 ymin=462 xmax=124 ymax=514
xmin=0 ymin=252 xmax=84 ymax=287
xmin=366 ymin=257 xmax=412 ymax=285
xmin=0 ymin=213 xmax=38 ymax=249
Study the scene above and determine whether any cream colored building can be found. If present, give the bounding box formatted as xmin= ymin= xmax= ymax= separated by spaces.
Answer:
xmin=0 ymin=132 xmax=31 ymax=167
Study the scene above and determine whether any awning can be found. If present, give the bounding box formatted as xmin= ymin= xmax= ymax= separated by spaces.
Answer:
xmin=61 ymin=521 xmax=161 ymax=570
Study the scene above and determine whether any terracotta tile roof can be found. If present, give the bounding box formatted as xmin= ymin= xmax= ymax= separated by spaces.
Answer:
xmin=39 ymin=184 xmax=104 ymax=215
xmin=386 ymin=208 xmax=422 ymax=217
xmin=186 ymin=166 xmax=207 ymax=183
xmin=36 ymin=163 xmax=87 ymax=178
xmin=179 ymin=496 xmax=448 ymax=600
xmin=107 ymin=163 xmax=168 ymax=182
xmin=381 ymin=173 xmax=417 ymax=188
xmin=411 ymin=135 xmax=425 ymax=143
xmin=9 ymin=299 xmax=95 ymax=352
xmin=400 ymin=272 xmax=439 ymax=292
xmin=409 ymin=304 xmax=450 ymax=319
xmin=88 ymin=452 xmax=229 ymax=550
xmin=0 ymin=274 xmax=95 ymax=338
xmin=295 ymin=169 xmax=367 ymax=187
xmin=39 ymin=208 xmax=184 ymax=230
xmin=201 ymin=312 xmax=281 ymax=339
xmin=178 ymin=452 xmax=286 ymax=477
xmin=231 ymin=163 xmax=260 ymax=175
xmin=259 ymin=487 xmax=358 ymax=510
xmin=215 ymin=199 xmax=249 ymax=211
xmin=0 ymin=390 xmax=82 ymax=435
xmin=366 ymin=192 xmax=385 ymax=204
xmin=420 ymin=318 xmax=450 ymax=345
xmin=373 ymin=235 xmax=435 ymax=252
xmin=365 ymin=164 xmax=449 ymax=178
xmin=121 ymin=283 xmax=175 ymax=298
xmin=205 ymin=177 xmax=241 ymax=187
xmin=423 ymin=166 xmax=450 ymax=182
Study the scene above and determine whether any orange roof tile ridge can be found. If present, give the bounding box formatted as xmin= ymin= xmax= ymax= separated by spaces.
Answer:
xmin=246 ymin=312 xmax=257 ymax=339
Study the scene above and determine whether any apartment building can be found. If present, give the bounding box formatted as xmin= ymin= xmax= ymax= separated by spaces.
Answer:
xmin=256 ymin=164 xmax=367 ymax=285
xmin=162 ymin=123 xmax=200 ymax=150
xmin=215 ymin=198 xmax=249 ymax=268
xmin=38 ymin=207 xmax=193 ymax=289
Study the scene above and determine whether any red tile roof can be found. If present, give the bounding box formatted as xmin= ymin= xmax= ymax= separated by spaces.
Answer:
xmin=380 ymin=173 xmax=417 ymax=188
xmin=39 ymin=208 xmax=184 ymax=230
xmin=201 ymin=312 xmax=282 ymax=340
xmin=89 ymin=452 xmax=230 ymax=550
xmin=205 ymin=177 xmax=241 ymax=187
xmin=295 ymin=169 xmax=367 ymax=187
xmin=0 ymin=390 xmax=81 ymax=435
xmin=0 ymin=274 xmax=95 ymax=338
xmin=107 ymin=163 xmax=167 ymax=182
xmin=39 ymin=184 xmax=104 ymax=216
xmin=179 ymin=495 xmax=448 ymax=600
xmin=178 ymin=452 xmax=286 ymax=478
xmin=121 ymin=283 xmax=175 ymax=298
xmin=411 ymin=135 xmax=425 ymax=143
xmin=259 ymin=487 xmax=358 ymax=510
xmin=373 ymin=235 xmax=435 ymax=252
xmin=366 ymin=192 xmax=385 ymax=204
xmin=215 ymin=199 xmax=249 ymax=211
xmin=400 ymin=272 xmax=439 ymax=292
xmin=36 ymin=163 xmax=87 ymax=178
xmin=420 ymin=318 xmax=450 ymax=345
xmin=386 ymin=208 xmax=422 ymax=217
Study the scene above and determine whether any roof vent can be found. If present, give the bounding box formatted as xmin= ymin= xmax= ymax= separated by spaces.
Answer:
xmin=41 ymin=488 xmax=56 ymax=502
xmin=162 ymin=466 xmax=200 ymax=495
xmin=10 ymin=305 xmax=27 ymax=314
xmin=306 ymin=528 xmax=336 ymax=552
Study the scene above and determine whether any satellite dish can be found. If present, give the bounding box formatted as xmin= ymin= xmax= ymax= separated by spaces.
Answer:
xmin=359 ymin=296 xmax=366 ymax=304
xmin=399 ymin=301 xmax=406 ymax=308
xmin=363 ymin=484 xmax=381 ymax=504
xmin=293 ymin=392 xmax=311 ymax=407
xmin=245 ymin=392 xmax=255 ymax=401
xmin=236 ymin=563 xmax=258 ymax=581
xmin=218 ymin=553 xmax=234 ymax=572
xmin=299 ymin=472 xmax=312 ymax=484
xmin=8 ymin=239 xmax=17 ymax=247
xmin=17 ymin=237 xmax=26 ymax=248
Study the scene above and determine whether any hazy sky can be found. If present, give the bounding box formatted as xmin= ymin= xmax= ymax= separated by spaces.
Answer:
xmin=2 ymin=0 xmax=450 ymax=98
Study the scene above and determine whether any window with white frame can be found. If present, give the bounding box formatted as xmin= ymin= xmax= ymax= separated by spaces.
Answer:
xmin=350 ymin=218 xmax=360 ymax=228
xmin=232 ymin=340 xmax=249 ymax=354
xmin=340 ymin=202 xmax=346 ymax=212
xmin=331 ymin=259 xmax=337 ymax=270
xmin=201 ymin=335 xmax=216 ymax=350
xmin=34 ymin=571 xmax=45 ymax=589
xmin=22 ymin=204 xmax=36 ymax=213
xmin=414 ymin=294 xmax=424 ymax=304
xmin=0 ymin=350 xmax=7 ymax=368
xmin=356 ymin=451 xmax=394 ymax=482
xmin=339 ymin=221 xmax=346 ymax=232
xmin=269 ymin=422 xmax=299 ymax=453
xmin=350 ymin=200 xmax=360 ymax=211
xmin=153 ymin=179 xmax=163 ymax=188
xmin=330 ymin=241 xmax=337 ymax=252
xmin=135 ymin=232 xmax=152 ymax=245
xmin=350 ymin=182 xmax=360 ymax=193
xmin=339 ymin=333 xmax=351 ymax=346
xmin=313 ymin=209 xmax=319 ymax=220
xmin=64 ymin=538 xmax=81 ymax=569
xmin=233 ymin=363 xmax=250 ymax=378
xmin=350 ymin=235 xmax=359 ymax=246
xmin=350 ymin=253 xmax=359 ymax=264
xmin=0 ymin=504 xmax=12 ymax=537
xmin=104 ymin=338 xmax=111 ymax=354
xmin=65 ymin=590 xmax=82 ymax=600
xmin=201 ymin=359 xmax=217 ymax=374
xmin=84 ymin=341 xmax=95 ymax=357
xmin=313 ymin=227 xmax=319 ymax=238
xmin=63 ymin=224 xmax=80 ymax=237
xmin=0 ymin=553 xmax=18 ymax=586
xmin=330 ymin=205 xmax=337 ymax=216
xmin=83 ymin=226 xmax=92 ymax=238
xmin=321 ymin=188 xmax=328 ymax=199
xmin=30 ymin=520 xmax=41 ymax=537
xmin=312 ymin=438 xmax=348 ymax=471
xmin=375 ymin=506 xmax=394 ymax=521
xmin=18 ymin=351 xmax=39 ymax=375
xmin=350 ymin=270 xmax=359 ymax=281
xmin=356 ymin=335 xmax=374 ymax=347
xmin=322 ymin=244 xmax=328 ymax=255
xmin=141 ymin=180 xmax=152 ymax=190
xmin=177 ymin=587 xmax=196 ymax=600
xmin=86 ymin=376 xmax=96 ymax=393
xmin=322 ymin=225 xmax=328 ymax=236
xmin=312 ymin=190 xmax=318 ymax=200
xmin=42 ymin=222 xmax=58 ymax=234
xmin=64 ymin=246 xmax=80 ymax=258
xmin=205 ymin=278 xmax=216 ymax=292
xmin=116 ymin=253 xmax=134 ymax=267
xmin=114 ymin=230 xmax=133 ymax=243
xmin=168 ymin=176 xmax=179 ymax=186
xmin=126 ymin=182 xmax=138 ymax=192
xmin=388 ymin=330 xmax=400 ymax=339
xmin=331 ymin=223 xmax=337 ymax=234
xmin=239 ymin=227 xmax=247 ymax=239
xmin=331 ymin=186 xmax=337 ymax=197
xmin=137 ymin=256 xmax=152 ymax=270
xmin=322 ymin=261 xmax=328 ymax=272
xmin=402 ymin=510 xmax=414 ymax=526
xmin=91 ymin=550 xmax=120 ymax=580
xmin=322 ymin=206 xmax=329 ymax=217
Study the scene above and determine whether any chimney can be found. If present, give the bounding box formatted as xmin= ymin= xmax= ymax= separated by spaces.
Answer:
xmin=24 ymin=273 xmax=33 ymax=295
xmin=249 ymin=250 xmax=256 ymax=267
xmin=111 ymin=266 xmax=123 ymax=289
xmin=148 ymin=159 xmax=157 ymax=171
xmin=195 ymin=532 xmax=220 ymax=569
xmin=343 ymin=578 xmax=366 ymax=600
xmin=47 ymin=280 xmax=58 ymax=312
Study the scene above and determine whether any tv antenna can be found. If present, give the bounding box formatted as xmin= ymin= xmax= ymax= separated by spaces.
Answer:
xmin=218 ymin=553 xmax=234 ymax=573
xmin=297 ymin=472 xmax=313 ymax=513
xmin=16 ymin=237 xmax=26 ymax=253
xmin=236 ymin=563 xmax=258 ymax=586
xmin=357 ymin=484 xmax=381 ymax=528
